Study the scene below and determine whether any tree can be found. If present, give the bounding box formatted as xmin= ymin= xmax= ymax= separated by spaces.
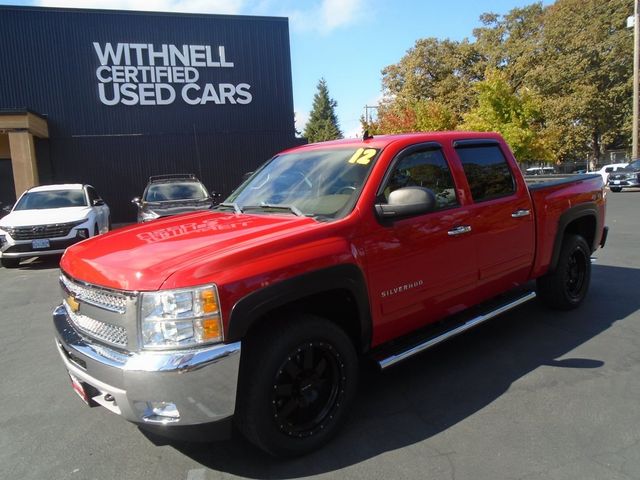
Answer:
xmin=380 ymin=38 xmax=483 ymax=124
xmin=533 ymin=0 xmax=632 ymax=162
xmin=372 ymin=0 xmax=633 ymax=162
xmin=461 ymin=70 xmax=551 ymax=162
xmin=303 ymin=78 xmax=342 ymax=142
xmin=361 ymin=99 xmax=457 ymax=134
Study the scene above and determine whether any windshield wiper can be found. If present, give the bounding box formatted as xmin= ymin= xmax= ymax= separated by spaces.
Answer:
xmin=243 ymin=203 xmax=304 ymax=217
xmin=218 ymin=202 xmax=243 ymax=214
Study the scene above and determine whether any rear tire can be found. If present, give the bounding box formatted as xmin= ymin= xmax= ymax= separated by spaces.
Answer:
xmin=609 ymin=187 xmax=622 ymax=192
xmin=537 ymin=234 xmax=591 ymax=310
xmin=1 ymin=257 xmax=20 ymax=268
xmin=235 ymin=314 xmax=359 ymax=457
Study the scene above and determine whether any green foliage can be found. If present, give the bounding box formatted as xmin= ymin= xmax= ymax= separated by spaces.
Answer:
xmin=461 ymin=70 xmax=551 ymax=161
xmin=303 ymin=78 xmax=343 ymax=143
xmin=375 ymin=0 xmax=633 ymax=162
xmin=534 ymin=0 xmax=632 ymax=161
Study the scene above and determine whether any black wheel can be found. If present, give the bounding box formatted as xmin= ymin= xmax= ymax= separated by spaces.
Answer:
xmin=107 ymin=216 xmax=112 ymax=231
xmin=610 ymin=187 xmax=622 ymax=192
xmin=1 ymin=257 xmax=20 ymax=268
xmin=537 ymin=234 xmax=591 ymax=310
xmin=94 ymin=223 xmax=100 ymax=236
xmin=235 ymin=314 xmax=358 ymax=457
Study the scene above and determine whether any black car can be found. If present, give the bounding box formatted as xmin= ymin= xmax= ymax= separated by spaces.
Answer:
xmin=608 ymin=159 xmax=640 ymax=192
xmin=132 ymin=174 xmax=217 ymax=222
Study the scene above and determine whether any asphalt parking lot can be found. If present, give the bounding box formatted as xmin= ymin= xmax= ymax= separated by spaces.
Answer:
xmin=1 ymin=191 xmax=639 ymax=480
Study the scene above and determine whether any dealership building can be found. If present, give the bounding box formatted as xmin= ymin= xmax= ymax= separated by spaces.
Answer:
xmin=0 ymin=6 xmax=303 ymax=221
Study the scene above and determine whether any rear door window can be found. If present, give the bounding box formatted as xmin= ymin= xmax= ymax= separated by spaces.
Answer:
xmin=455 ymin=144 xmax=515 ymax=202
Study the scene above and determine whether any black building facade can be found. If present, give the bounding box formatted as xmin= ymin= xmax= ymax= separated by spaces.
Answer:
xmin=0 ymin=6 xmax=302 ymax=221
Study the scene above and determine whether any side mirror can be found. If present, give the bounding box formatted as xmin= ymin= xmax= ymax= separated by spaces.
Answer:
xmin=92 ymin=199 xmax=105 ymax=206
xmin=131 ymin=197 xmax=141 ymax=206
xmin=375 ymin=187 xmax=436 ymax=219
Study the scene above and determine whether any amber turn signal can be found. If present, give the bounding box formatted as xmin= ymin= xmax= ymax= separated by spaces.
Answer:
xmin=201 ymin=288 xmax=219 ymax=314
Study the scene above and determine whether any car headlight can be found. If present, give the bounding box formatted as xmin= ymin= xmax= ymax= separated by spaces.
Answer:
xmin=140 ymin=210 xmax=159 ymax=222
xmin=140 ymin=285 xmax=222 ymax=349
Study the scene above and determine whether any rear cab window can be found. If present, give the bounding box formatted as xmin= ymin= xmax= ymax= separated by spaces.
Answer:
xmin=454 ymin=142 xmax=515 ymax=202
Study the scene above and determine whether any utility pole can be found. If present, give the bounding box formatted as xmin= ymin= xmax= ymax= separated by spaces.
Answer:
xmin=631 ymin=1 xmax=640 ymax=158
xmin=363 ymin=105 xmax=378 ymax=125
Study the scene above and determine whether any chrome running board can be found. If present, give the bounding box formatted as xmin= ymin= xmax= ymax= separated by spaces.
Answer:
xmin=377 ymin=291 xmax=537 ymax=370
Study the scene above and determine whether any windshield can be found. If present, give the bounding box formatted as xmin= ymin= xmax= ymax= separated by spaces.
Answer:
xmin=144 ymin=182 xmax=208 ymax=202
xmin=14 ymin=190 xmax=87 ymax=210
xmin=626 ymin=159 xmax=640 ymax=171
xmin=225 ymin=147 xmax=379 ymax=219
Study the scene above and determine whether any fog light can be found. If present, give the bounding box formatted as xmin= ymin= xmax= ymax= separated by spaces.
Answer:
xmin=76 ymin=228 xmax=89 ymax=239
xmin=136 ymin=401 xmax=180 ymax=424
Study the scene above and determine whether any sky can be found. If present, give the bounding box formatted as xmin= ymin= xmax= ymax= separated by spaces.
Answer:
xmin=2 ymin=0 xmax=553 ymax=137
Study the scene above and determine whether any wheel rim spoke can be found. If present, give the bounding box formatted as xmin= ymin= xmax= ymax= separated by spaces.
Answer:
xmin=279 ymin=398 xmax=299 ymax=420
xmin=275 ymin=383 xmax=293 ymax=396
xmin=303 ymin=347 xmax=313 ymax=370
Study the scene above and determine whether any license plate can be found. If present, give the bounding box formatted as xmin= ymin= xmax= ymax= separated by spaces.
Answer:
xmin=612 ymin=180 xmax=620 ymax=185
xmin=68 ymin=373 xmax=89 ymax=405
xmin=32 ymin=238 xmax=50 ymax=249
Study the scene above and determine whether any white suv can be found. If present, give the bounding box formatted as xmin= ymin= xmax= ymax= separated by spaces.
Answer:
xmin=0 ymin=184 xmax=110 ymax=268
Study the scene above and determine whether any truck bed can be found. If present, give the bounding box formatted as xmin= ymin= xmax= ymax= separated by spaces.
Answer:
xmin=527 ymin=173 xmax=605 ymax=278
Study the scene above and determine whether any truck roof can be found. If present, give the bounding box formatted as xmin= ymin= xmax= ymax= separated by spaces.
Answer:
xmin=283 ymin=131 xmax=504 ymax=154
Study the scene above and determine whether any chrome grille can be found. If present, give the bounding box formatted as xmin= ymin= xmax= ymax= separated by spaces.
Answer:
xmin=60 ymin=274 xmax=128 ymax=314
xmin=7 ymin=221 xmax=83 ymax=240
xmin=64 ymin=302 xmax=128 ymax=348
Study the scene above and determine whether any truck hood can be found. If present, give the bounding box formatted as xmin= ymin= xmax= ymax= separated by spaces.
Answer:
xmin=60 ymin=211 xmax=318 ymax=291
xmin=0 ymin=207 xmax=92 ymax=227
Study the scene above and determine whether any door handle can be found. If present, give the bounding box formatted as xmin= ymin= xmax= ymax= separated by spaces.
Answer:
xmin=448 ymin=225 xmax=472 ymax=236
xmin=511 ymin=209 xmax=531 ymax=218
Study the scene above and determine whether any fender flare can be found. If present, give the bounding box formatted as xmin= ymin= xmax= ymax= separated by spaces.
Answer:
xmin=548 ymin=202 xmax=600 ymax=272
xmin=226 ymin=264 xmax=372 ymax=352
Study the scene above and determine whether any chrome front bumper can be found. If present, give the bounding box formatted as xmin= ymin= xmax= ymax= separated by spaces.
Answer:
xmin=53 ymin=304 xmax=241 ymax=426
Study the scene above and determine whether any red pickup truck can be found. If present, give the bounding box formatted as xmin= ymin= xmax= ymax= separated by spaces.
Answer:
xmin=53 ymin=132 xmax=607 ymax=457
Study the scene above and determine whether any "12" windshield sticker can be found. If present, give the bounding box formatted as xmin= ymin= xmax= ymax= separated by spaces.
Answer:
xmin=348 ymin=148 xmax=377 ymax=165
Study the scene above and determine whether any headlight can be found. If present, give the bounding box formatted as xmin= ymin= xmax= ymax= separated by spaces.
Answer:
xmin=140 ymin=285 xmax=222 ymax=349
xmin=140 ymin=210 xmax=159 ymax=222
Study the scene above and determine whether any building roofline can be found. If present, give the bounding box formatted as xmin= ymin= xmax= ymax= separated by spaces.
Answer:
xmin=0 ymin=5 xmax=288 ymax=23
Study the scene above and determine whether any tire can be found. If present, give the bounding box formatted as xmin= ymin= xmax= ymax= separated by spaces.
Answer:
xmin=107 ymin=216 xmax=112 ymax=231
xmin=609 ymin=187 xmax=622 ymax=192
xmin=1 ymin=257 xmax=20 ymax=268
xmin=94 ymin=223 xmax=100 ymax=236
xmin=536 ymin=234 xmax=591 ymax=310
xmin=235 ymin=314 xmax=359 ymax=457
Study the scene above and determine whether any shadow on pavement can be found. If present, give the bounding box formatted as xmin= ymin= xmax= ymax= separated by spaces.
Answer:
xmin=14 ymin=255 xmax=61 ymax=271
xmin=143 ymin=264 xmax=640 ymax=477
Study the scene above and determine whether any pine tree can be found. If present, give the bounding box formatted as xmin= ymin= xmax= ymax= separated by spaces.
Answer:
xmin=303 ymin=78 xmax=343 ymax=142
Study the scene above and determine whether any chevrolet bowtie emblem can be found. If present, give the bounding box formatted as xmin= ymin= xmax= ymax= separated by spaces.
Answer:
xmin=67 ymin=295 xmax=80 ymax=313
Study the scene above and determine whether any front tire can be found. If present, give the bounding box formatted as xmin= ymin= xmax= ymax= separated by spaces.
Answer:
xmin=1 ymin=257 xmax=20 ymax=268
xmin=236 ymin=314 xmax=359 ymax=457
xmin=537 ymin=234 xmax=591 ymax=310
